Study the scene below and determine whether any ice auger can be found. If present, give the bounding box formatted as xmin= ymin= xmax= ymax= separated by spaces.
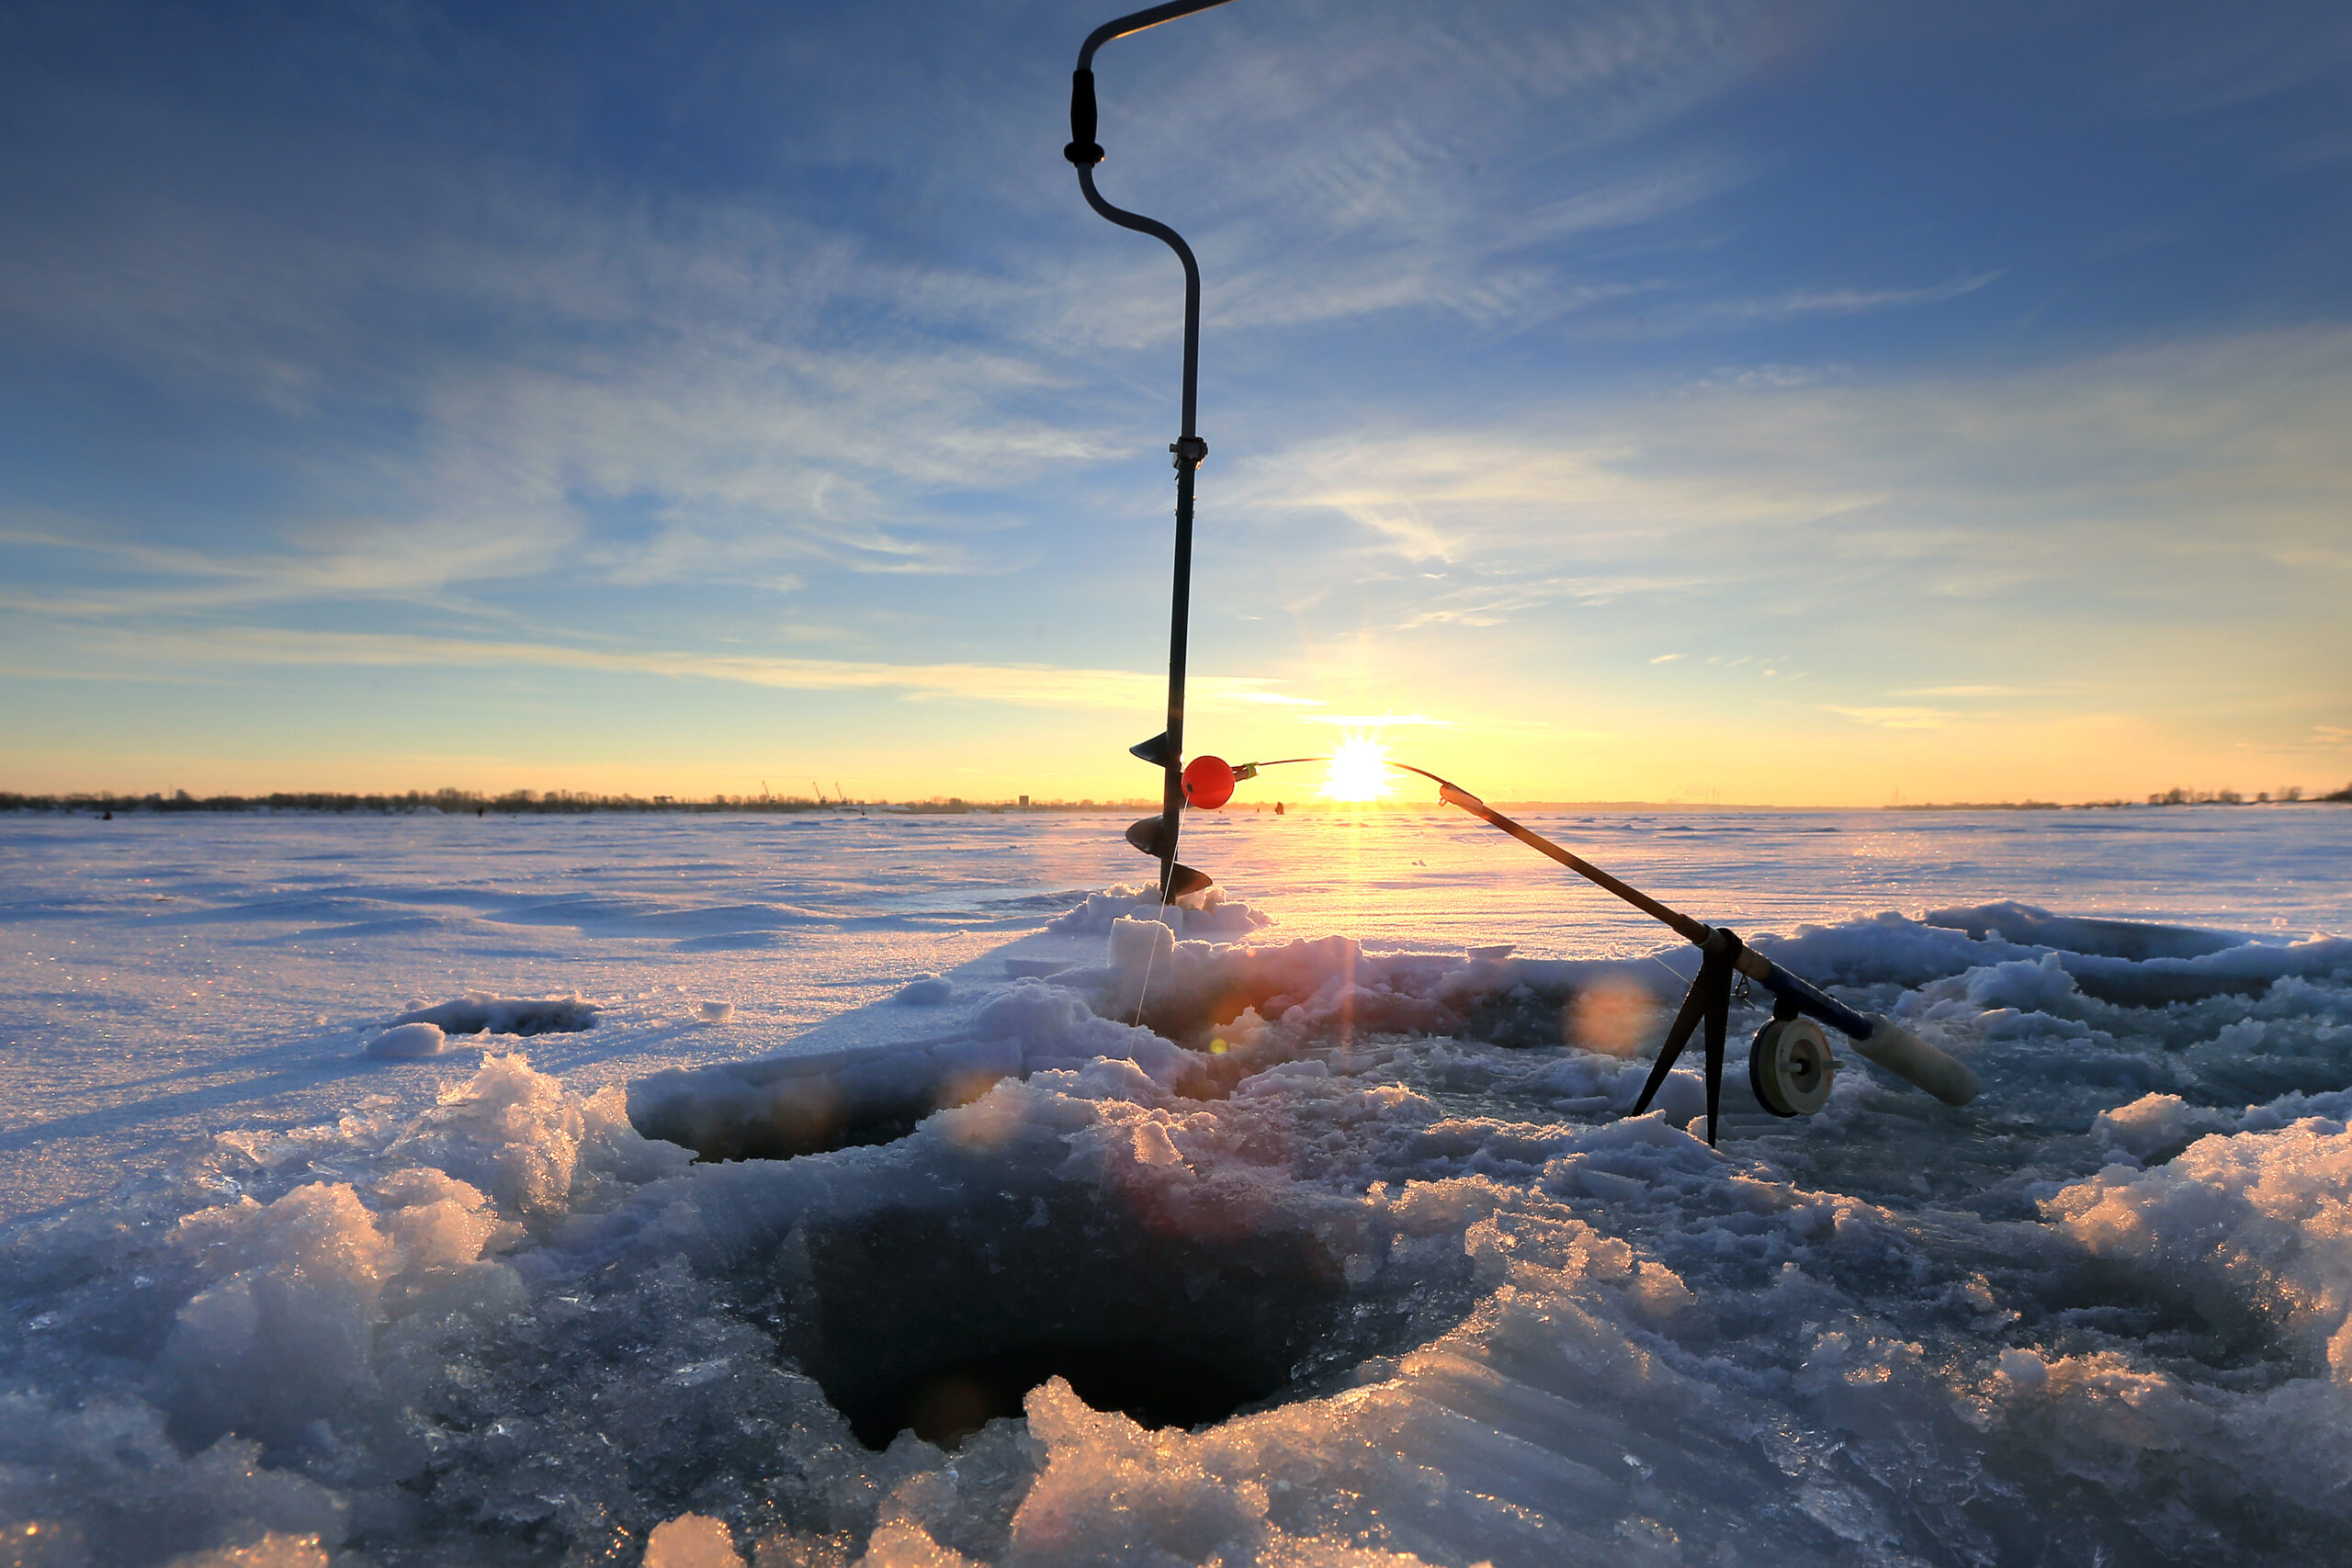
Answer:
xmin=1066 ymin=0 xmax=1239 ymax=905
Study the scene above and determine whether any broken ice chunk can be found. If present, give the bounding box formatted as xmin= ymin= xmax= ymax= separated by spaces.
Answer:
xmin=365 ymin=1021 xmax=450 ymax=1059
xmin=895 ymin=975 xmax=954 ymax=1006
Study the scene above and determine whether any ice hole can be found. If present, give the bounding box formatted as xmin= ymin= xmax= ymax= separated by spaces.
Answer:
xmin=781 ymin=1184 xmax=1410 ymax=1452
xmin=833 ymin=1339 xmax=1269 ymax=1450
xmin=387 ymin=992 xmax=599 ymax=1036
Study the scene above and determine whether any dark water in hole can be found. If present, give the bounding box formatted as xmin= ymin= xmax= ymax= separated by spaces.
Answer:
xmin=836 ymin=1338 xmax=1275 ymax=1450
xmin=786 ymin=1190 xmax=1383 ymax=1460
xmin=389 ymin=996 xmax=600 ymax=1036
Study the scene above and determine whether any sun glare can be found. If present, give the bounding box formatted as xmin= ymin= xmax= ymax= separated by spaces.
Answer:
xmin=1320 ymin=736 xmax=1394 ymax=802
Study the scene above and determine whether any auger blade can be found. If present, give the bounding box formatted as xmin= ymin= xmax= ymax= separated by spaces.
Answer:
xmin=1164 ymin=863 xmax=1213 ymax=899
xmin=1125 ymin=815 xmax=1172 ymax=857
xmin=1128 ymin=731 xmax=1180 ymax=769
xmin=1125 ymin=816 xmax=1213 ymax=900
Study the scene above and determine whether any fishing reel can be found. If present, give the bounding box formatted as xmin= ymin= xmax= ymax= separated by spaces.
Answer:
xmin=1749 ymin=1010 xmax=1835 ymax=1117
xmin=1630 ymin=922 xmax=1975 ymax=1145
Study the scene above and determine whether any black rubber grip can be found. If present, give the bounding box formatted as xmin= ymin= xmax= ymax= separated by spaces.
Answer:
xmin=1065 ymin=70 xmax=1104 ymax=164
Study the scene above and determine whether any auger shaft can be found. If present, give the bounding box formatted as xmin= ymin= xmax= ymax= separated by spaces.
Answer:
xmin=1067 ymin=1 xmax=1236 ymax=902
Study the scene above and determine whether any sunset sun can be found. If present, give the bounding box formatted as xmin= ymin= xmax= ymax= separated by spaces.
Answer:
xmin=1319 ymin=736 xmax=1394 ymax=801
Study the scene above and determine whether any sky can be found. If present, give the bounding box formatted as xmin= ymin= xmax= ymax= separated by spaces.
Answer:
xmin=1 ymin=0 xmax=2347 ymax=806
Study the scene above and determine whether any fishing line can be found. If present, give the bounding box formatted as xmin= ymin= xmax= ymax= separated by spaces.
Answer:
xmin=1130 ymin=906 xmax=1165 ymax=1029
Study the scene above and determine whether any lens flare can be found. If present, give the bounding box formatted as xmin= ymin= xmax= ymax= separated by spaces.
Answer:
xmin=1320 ymin=737 xmax=1394 ymax=802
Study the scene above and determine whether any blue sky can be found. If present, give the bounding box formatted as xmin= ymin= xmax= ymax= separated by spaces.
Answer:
xmin=2 ymin=0 xmax=2346 ymax=803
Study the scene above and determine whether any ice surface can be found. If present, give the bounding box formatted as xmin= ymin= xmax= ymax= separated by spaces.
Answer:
xmin=4 ymin=807 xmax=2352 ymax=1563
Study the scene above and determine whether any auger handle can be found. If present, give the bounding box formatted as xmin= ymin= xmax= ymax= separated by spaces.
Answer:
xmin=1069 ymin=1 xmax=1238 ymax=164
xmin=1078 ymin=0 xmax=1238 ymax=71
xmin=1067 ymin=70 xmax=1102 ymax=165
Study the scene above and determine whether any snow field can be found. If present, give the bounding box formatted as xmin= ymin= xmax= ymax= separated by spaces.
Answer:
xmin=4 ymin=879 xmax=2352 ymax=1562
xmin=5 ymin=808 xmax=2352 ymax=1564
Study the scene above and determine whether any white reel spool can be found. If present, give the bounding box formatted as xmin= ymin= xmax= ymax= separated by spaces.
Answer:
xmin=1749 ymin=1017 xmax=1836 ymax=1117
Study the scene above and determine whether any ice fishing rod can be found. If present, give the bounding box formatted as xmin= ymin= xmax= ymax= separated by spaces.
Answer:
xmin=1204 ymin=753 xmax=1981 ymax=1145
xmin=1067 ymin=0 xmax=1238 ymax=907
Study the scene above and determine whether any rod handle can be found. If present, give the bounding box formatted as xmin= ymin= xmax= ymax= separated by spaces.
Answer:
xmin=1855 ymin=1015 xmax=1980 ymax=1107
xmin=1066 ymin=70 xmax=1104 ymax=164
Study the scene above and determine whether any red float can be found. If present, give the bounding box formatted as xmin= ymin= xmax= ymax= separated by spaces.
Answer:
xmin=1182 ymin=754 xmax=1236 ymax=809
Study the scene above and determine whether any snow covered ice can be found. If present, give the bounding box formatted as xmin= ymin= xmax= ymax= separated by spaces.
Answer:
xmin=4 ymin=806 xmax=2352 ymax=1565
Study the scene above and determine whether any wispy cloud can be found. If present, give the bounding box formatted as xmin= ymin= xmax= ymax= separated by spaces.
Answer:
xmin=0 ymin=622 xmax=1317 ymax=715
xmin=1227 ymin=692 xmax=1328 ymax=707
xmin=1229 ymin=422 xmax=1874 ymax=568
xmin=1074 ymin=0 xmax=1772 ymax=336
xmin=2110 ymin=6 xmax=2352 ymax=116
xmin=1824 ymin=705 xmax=1977 ymax=730
xmin=1237 ymin=326 xmax=2352 ymax=601
xmin=0 ymin=116 xmax=1146 ymax=603
xmin=1894 ymin=684 xmax=2043 ymax=698
xmin=1703 ymin=271 xmax=2004 ymax=322
xmin=0 ymin=511 xmax=573 ymax=612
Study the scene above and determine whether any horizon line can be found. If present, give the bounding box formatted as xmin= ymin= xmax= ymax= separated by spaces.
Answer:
xmin=5 ymin=785 xmax=2345 ymax=815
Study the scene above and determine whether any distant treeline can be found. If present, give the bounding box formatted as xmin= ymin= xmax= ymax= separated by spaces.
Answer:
xmin=1890 ymin=784 xmax=2351 ymax=810
xmin=0 ymin=789 xmax=1174 ymax=816
xmin=1885 ymin=801 xmax=2067 ymax=810
xmin=3 ymin=788 xmax=822 ymax=815
xmin=2137 ymin=784 xmax=2352 ymax=806
xmin=9 ymin=785 xmax=2346 ymax=816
